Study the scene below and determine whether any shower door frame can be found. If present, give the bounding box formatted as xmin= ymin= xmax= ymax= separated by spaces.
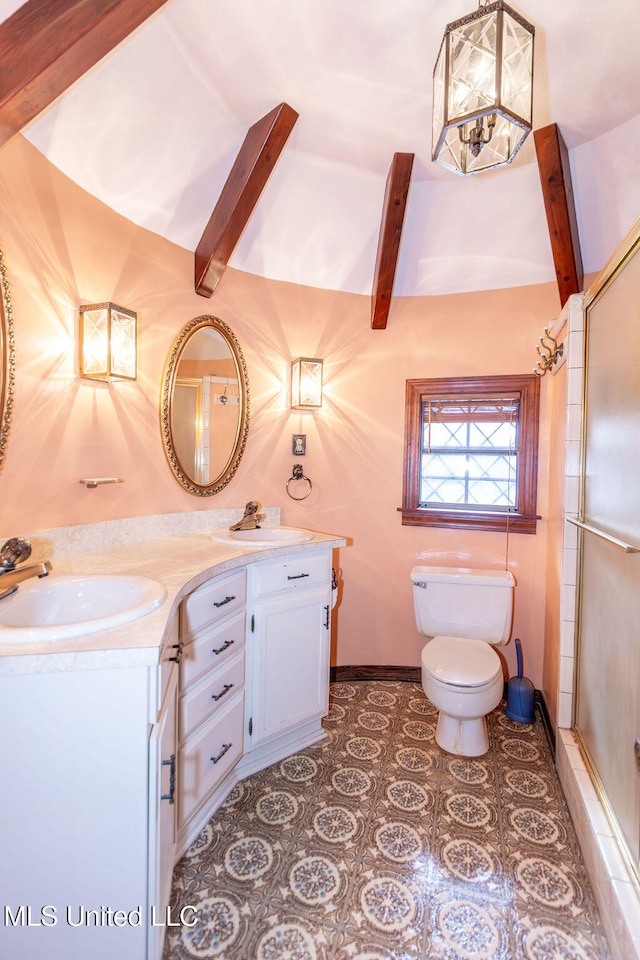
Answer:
xmin=573 ymin=216 xmax=640 ymax=887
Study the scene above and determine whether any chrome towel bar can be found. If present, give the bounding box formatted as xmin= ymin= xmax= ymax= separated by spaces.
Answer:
xmin=566 ymin=516 xmax=640 ymax=554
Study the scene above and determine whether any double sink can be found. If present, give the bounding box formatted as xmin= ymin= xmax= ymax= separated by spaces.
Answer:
xmin=0 ymin=527 xmax=313 ymax=643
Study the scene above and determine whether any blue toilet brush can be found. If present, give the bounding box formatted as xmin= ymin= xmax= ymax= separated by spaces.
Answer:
xmin=505 ymin=637 xmax=535 ymax=723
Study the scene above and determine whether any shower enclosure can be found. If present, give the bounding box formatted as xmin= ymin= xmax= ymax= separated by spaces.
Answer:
xmin=573 ymin=219 xmax=640 ymax=879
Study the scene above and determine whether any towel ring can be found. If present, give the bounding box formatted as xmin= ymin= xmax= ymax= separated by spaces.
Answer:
xmin=286 ymin=463 xmax=312 ymax=501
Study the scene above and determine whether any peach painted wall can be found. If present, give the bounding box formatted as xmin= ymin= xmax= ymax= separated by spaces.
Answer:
xmin=0 ymin=135 xmax=561 ymax=686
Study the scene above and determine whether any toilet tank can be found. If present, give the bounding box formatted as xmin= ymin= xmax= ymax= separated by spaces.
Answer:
xmin=411 ymin=565 xmax=515 ymax=645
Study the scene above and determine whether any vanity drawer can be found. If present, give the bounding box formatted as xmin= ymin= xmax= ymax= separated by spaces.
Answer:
xmin=181 ymin=569 xmax=246 ymax=640
xmin=180 ymin=610 xmax=245 ymax=692
xmin=179 ymin=650 xmax=245 ymax=743
xmin=250 ymin=552 xmax=331 ymax=598
xmin=179 ymin=692 xmax=244 ymax=826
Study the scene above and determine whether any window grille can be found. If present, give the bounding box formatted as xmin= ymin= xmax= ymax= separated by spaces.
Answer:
xmin=421 ymin=397 xmax=519 ymax=511
xmin=400 ymin=375 xmax=540 ymax=534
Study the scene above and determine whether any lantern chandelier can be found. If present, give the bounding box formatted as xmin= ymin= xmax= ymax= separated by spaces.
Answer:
xmin=432 ymin=0 xmax=535 ymax=176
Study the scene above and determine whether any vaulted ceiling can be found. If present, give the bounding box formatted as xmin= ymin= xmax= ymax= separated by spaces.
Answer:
xmin=3 ymin=0 xmax=640 ymax=300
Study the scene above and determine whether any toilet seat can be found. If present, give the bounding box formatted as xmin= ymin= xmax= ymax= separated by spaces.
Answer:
xmin=422 ymin=636 xmax=502 ymax=688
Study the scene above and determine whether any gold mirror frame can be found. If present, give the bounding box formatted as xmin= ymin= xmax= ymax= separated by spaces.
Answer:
xmin=161 ymin=315 xmax=250 ymax=496
xmin=0 ymin=244 xmax=15 ymax=472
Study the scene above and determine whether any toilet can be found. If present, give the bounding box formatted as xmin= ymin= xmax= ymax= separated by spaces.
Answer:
xmin=411 ymin=565 xmax=515 ymax=757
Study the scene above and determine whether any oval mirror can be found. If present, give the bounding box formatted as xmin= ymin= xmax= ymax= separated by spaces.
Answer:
xmin=0 ymin=244 xmax=15 ymax=473
xmin=161 ymin=315 xmax=250 ymax=496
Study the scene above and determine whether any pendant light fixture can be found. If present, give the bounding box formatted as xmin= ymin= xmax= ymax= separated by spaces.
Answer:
xmin=432 ymin=0 xmax=535 ymax=176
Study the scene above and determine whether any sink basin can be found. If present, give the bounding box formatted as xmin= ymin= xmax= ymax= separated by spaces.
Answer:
xmin=0 ymin=574 xmax=167 ymax=642
xmin=211 ymin=526 xmax=315 ymax=546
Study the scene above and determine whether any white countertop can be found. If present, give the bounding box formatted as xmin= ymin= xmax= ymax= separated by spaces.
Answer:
xmin=0 ymin=530 xmax=346 ymax=673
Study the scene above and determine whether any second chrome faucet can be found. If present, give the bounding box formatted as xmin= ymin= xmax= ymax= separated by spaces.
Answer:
xmin=229 ymin=501 xmax=266 ymax=532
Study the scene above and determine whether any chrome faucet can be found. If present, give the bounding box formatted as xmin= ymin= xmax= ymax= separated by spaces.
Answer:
xmin=0 ymin=537 xmax=52 ymax=601
xmin=229 ymin=501 xmax=266 ymax=532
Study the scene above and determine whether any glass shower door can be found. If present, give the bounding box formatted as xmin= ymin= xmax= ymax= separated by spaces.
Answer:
xmin=575 ymin=226 xmax=640 ymax=877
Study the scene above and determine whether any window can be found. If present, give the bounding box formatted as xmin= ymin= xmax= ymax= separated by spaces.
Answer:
xmin=400 ymin=374 xmax=540 ymax=533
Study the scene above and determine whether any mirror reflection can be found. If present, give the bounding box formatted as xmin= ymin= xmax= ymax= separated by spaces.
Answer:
xmin=0 ymin=244 xmax=15 ymax=473
xmin=161 ymin=316 xmax=249 ymax=496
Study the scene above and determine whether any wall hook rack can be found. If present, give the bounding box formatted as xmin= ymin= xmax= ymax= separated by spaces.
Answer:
xmin=533 ymin=326 xmax=564 ymax=377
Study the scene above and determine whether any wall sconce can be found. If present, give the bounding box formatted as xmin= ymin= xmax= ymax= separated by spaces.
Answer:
xmin=291 ymin=357 xmax=323 ymax=409
xmin=432 ymin=0 xmax=535 ymax=176
xmin=79 ymin=302 xmax=137 ymax=381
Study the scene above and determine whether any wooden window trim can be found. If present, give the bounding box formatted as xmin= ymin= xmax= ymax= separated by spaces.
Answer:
xmin=400 ymin=374 xmax=540 ymax=534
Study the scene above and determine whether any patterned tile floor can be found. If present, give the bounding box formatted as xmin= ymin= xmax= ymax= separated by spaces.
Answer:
xmin=164 ymin=681 xmax=611 ymax=960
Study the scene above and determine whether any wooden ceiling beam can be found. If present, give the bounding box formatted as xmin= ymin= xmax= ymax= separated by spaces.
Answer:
xmin=371 ymin=152 xmax=414 ymax=330
xmin=194 ymin=102 xmax=299 ymax=298
xmin=534 ymin=123 xmax=584 ymax=307
xmin=0 ymin=0 xmax=170 ymax=149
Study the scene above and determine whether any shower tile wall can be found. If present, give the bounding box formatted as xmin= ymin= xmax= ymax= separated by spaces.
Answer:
xmin=557 ymin=292 xmax=585 ymax=733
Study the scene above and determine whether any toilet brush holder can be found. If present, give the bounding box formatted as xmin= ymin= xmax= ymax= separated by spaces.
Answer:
xmin=505 ymin=638 xmax=535 ymax=723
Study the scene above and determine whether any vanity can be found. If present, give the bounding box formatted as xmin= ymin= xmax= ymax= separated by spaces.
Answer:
xmin=0 ymin=283 xmax=344 ymax=958
xmin=0 ymin=519 xmax=345 ymax=960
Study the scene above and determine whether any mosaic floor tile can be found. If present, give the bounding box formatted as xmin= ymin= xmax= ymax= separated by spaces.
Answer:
xmin=164 ymin=681 xmax=611 ymax=960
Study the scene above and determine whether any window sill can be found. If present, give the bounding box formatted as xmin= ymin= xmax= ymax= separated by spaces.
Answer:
xmin=398 ymin=507 xmax=539 ymax=534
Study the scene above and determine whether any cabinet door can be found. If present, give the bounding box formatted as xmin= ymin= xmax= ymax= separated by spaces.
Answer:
xmin=148 ymin=662 xmax=178 ymax=960
xmin=248 ymin=587 xmax=330 ymax=748
xmin=0 ymin=666 xmax=150 ymax=960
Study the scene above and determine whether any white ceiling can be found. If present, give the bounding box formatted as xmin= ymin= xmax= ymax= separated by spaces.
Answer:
xmin=10 ymin=0 xmax=640 ymax=296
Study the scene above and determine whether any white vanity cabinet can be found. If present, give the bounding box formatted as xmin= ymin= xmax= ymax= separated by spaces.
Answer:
xmin=176 ymin=568 xmax=246 ymax=853
xmin=0 ymin=535 xmax=343 ymax=960
xmin=0 ymin=616 xmax=183 ymax=960
xmin=238 ymin=551 xmax=333 ymax=776
xmin=147 ymin=616 xmax=180 ymax=960
xmin=1 ymin=660 xmax=164 ymax=959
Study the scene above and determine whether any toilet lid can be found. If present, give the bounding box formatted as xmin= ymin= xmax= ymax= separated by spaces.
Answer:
xmin=423 ymin=636 xmax=501 ymax=687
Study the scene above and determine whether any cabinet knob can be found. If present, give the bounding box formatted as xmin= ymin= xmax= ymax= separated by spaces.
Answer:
xmin=160 ymin=754 xmax=176 ymax=804
xmin=169 ymin=641 xmax=184 ymax=663
xmin=212 ymin=639 xmax=235 ymax=656
xmin=211 ymin=743 xmax=232 ymax=765
xmin=211 ymin=683 xmax=234 ymax=702
xmin=213 ymin=594 xmax=236 ymax=608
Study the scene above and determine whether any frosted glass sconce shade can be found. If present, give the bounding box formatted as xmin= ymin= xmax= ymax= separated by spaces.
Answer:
xmin=432 ymin=1 xmax=534 ymax=176
xmin=291 ymin=357 xmax=323 ymax=409
xmin=79 ymin=302 xmax=137 ymax=381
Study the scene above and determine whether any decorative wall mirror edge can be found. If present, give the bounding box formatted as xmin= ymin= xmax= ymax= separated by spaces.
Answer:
xmin=161 ymin=315 xmax=250 ymax=497
xmin=0 ymin=243 xmax=16 ymax=473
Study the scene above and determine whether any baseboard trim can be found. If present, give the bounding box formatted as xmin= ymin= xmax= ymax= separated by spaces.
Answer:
xmin=330 ymin=666 xmax=555 ymax=756
xmin=330 ymin=664 xmax=421 ymax=683
xmin=534 ymin=688 xmax=555 ymax=756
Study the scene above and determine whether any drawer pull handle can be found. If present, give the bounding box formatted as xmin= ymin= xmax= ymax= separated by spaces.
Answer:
xmin=211 ymin=743 xmax=232 ymax=765
xmin=169 ymin=641 xmax=184 ymax=664
xmin=212 ymin=639 xmax=235 ymax=656
xmin=211 ymin=683 xmax=234 ymax=702
xmin=161 ymin=754 xmax=176 ymax=805
xmin=324 ymin=605 xmax=330 ymax=629
xmin=213 ymin=594 xmax=236 ymax=608
xmin=287 ymin=572 xmax=310 ymax=580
